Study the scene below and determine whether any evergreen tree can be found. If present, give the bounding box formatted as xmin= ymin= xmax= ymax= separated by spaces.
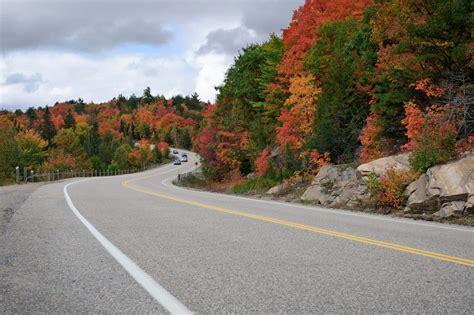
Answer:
xmin=85 ymin=121 xmax=100 ymax=156
xmin=40 ymin=106 xmax=56 ymax=143
xmin=0 ymin=127 xmax=18 ymax=184
xmin=74 ymin=98 xmax=86 ymax=114
xmin=25 ymin=107 xmax=37 ymax=127
xmin=182 ymin=128 xmax=192 ymax=149
xmin=63 ymin=109 xmax=76 ymax=129
xmin=305 ymin=19 xmax=372 ymax=162
xmin=143 ymin=87 xmax=155 ymax=104
xmin=126 ymin=94 xmax=139 ymax=111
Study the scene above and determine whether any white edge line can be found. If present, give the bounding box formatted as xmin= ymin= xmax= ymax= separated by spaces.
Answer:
xmin=64 ymin=179 xmax=192 ymax=315
xmin=162 ymin=153 xmax=474 ymax=234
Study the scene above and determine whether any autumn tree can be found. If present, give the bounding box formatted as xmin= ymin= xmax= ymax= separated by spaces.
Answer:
xmin=15 ymin=130 xmax=48 ymax=171
xmin=53 ymin=128 xmax=82 ymax=156
xmin=279 ymin=0 xmax=373 ymax=78
xmin=276 ymin=74 xmax=320 ymax=151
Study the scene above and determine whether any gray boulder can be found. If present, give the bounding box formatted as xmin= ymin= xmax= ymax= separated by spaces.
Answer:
xmin=403 ymin=174 xmax=439 ymax=213
xmin=465 ymin=195 xmax=474 ymax=214
xmin=301 ymin=165 xmax=368 ymax=208
xmin=433 ymin=201 xmax=466 ymax=218
xmin=405 ymin=155 xmax=474 ymax=213
xmin=266 ymin=182 xmax=289 ymax=195
xmin=357 ymin=153 xmax=410 ymax=177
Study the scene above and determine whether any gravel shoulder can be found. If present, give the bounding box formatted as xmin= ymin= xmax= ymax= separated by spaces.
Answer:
xmin=0 ymin=183 xmax=45 ymax=236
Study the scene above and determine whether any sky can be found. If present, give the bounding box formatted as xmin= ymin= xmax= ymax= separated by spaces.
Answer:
xmin=0 ymin=0 xmax=303 ymax=110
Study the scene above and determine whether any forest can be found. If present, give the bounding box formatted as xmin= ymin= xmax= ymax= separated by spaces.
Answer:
xmin=1 ymin=0 xmax=473 ymax=206
xmin=197 ymin=0 xmax=473 ymax=198
xmin=0 ymin=89 xmax=206 ymax=183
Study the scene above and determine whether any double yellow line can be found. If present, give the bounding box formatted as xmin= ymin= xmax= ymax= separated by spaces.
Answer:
xmin=122 ymin=172 xmax=474 ymax=267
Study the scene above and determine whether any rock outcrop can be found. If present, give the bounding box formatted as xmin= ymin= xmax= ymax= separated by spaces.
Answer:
xmin=357 ymin=153 xmax=410 ymax=177
xmin=301 ymin=165 xmax=368 ymax=208
xmin=433 ymin=201 xmax=466 ymax=218
xmin=297 ymin=152 xmax=473 ymax=220
xmin=266 ymin=182 xmax=289 ymax=195
xmin=404 ymin=155 xmax=474 ymax=216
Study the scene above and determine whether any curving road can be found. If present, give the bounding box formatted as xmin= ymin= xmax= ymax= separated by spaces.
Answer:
xmin=1 ymin=151 xmax=473 ymax=313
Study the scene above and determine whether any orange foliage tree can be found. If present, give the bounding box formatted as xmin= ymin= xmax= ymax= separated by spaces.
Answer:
xmin=255 ymin=147 xmax=272 ymax=176
xmin=276 ymin=74 xmax=321 ymax=150
xmin=279 ymin=0 xmax=373 ymax=78
xmin=359 ymin=111 xmax=385 ymax=163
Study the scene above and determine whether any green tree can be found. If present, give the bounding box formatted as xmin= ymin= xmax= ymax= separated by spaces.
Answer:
xmin=15 ymin=130 xmax=48 ymax=171
xmin=74 ymin=98 xmax=86 ymax=114
xmin=98 ymin=132 xmax=118 ymax=165
xmin=0 ymin=127 xmax=18 ymax=184
xmin=112 ymin=143 xmax=132 ymax=169
xmin=143 ymin=87 xmax=155 ymax=104
xmin=182 ymin=128 xmax=192 ymax=150
xmin=84 ymin=121 xmax=100 ymax=156
xmin=136 ymin=123 xmax=151 ymax=139
xmin=305 ymin=19 xmax=372 ymax=162
xmin=89 ymin=155 xmax=105 ymax=170
xmin=40 ymin=106 xmax=56 ymax=143
xmin=152 ymin=147 xmax=162 ymax=163
xmin=53 ymin=128 xmax=82 ymax=156
xmin=63 ymin=109 xmax=76 ymax=129
xmin=25 ymin=107 xmax=37 ymax=127
xmin=126 ymin=94 xmax=139 ymax=111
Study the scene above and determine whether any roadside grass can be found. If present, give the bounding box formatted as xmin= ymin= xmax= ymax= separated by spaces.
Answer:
xmin=232 ymin=177 xmax=279 ymax=194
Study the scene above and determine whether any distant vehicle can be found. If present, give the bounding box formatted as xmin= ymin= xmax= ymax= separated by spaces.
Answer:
xmin=173 ymin=149 xmax=179 ymax=154
xmin=174 ymin=159 xmax=182 ymax=165
xmin=181 ymin=154 xmax=188 ymax=162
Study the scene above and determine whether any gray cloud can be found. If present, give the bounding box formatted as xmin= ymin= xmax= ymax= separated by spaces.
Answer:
xmin=197 ymin=26 xmax=257 ymax=55
xmin=1 ymin=1 xmax=173 ymax=52
xmin=4 ymin=73 xmax=43 ymax=93
xmin=1 ymin=0 xmax=301 ymax=54
xmin=241 ymin=1 xmax=298 ymax=36
xmin=0 ymin=0 xmax=304 ymax=109
xmin=195 ymin=1 xmax=300 ymax=56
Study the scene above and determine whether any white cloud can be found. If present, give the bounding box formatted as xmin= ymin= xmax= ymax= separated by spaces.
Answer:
xmin=0 ymin=0 xmax=303 ymax=110
xmin=0 ymin=51 xmax=198 ymax=109
xmin=187 ymin=52 xmax=234 ymax=103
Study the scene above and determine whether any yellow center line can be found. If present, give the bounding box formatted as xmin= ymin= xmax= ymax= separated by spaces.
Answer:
xmin=122 ymin=171 xmax=474 ymax=268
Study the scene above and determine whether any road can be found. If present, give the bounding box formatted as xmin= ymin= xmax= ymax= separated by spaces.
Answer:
xmin=1 ymin=151 xmax=473 ymax=313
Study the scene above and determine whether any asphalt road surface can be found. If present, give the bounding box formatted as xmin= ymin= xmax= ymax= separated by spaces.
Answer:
xmin=2 ymin=151 xmax=473 ymax=313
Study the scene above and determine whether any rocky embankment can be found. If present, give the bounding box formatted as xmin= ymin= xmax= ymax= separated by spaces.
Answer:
xmin=404 ymin=155 xmax=474 ymax=218
xmin=267 ymin=153 xmax=474 ymax=225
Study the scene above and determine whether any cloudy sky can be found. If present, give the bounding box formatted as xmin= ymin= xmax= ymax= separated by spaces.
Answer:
xmin=0 ymin=0 xmax=303 ymax=110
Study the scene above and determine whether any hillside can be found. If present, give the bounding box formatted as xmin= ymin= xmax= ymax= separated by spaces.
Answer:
xmin=0 ymin=89 xmax=208 ymax=184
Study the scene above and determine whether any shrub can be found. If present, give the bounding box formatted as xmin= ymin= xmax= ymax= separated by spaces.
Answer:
xmin=255 ymin=147 xmax=272 ymax=177
xmin=367 ymin=173 xmax=382 ymax=198
xmin=378 ymin=169 xmax=419 ymax=209
xmin=410 ymin=131 xmax=457 ymax=173
xmin=402 ymin=103 xmax=458 ymax=173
